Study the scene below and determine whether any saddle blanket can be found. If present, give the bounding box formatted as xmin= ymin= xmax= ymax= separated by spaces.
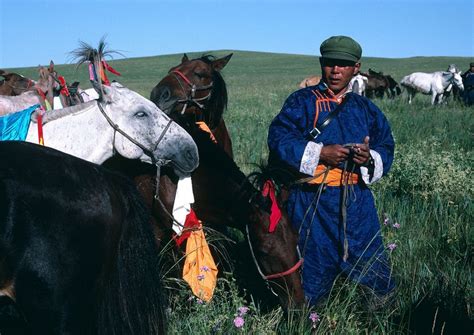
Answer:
xmin=0 ymin=104 xmax=40 ymax=141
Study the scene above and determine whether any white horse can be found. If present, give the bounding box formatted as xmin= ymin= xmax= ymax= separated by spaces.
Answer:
xmin=348 ymin=74 xmax=368 ymax=96
xmin=22 ymin=81 xmax=199 ymax=176
xmin=400 ymin=71 xmax=464 ymax=105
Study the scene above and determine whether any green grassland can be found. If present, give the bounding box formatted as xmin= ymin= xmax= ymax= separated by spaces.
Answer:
xmin=8 ymin=51 xmax=473 ymax=334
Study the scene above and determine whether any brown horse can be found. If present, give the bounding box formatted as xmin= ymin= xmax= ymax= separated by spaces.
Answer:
xmin=150 ymin=54 xmax=234 ymax=157
xmin=299 ymin=75 xmax=322 ymax=88
xmin=362 ymin=69 xmax=401 ymax=99
xmin=104 ymin=127 xmax=305 ymax=310
xmin=106 ymin=54 xmax=305 ymax=309
xmin=0 ymin=70 xmax=35 ymax=96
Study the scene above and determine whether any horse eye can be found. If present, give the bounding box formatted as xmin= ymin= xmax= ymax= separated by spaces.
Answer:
xmin=134 ymin=111 xmax=148 ymax=118
xmin=194 ymin=72 xmax=204 ymax=79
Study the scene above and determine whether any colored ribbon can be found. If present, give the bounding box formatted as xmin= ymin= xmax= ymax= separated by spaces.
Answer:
xmin=262 ymin=180 xmax=282 ymax=233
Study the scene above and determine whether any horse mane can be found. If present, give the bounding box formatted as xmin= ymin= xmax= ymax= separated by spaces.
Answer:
xmin=31 ymin=100 xmax=97 ymax=124
xmin=190 ymin=128 xmax=271 ymax=212
xmin=198 ymin=55 xmax=228 ymax=129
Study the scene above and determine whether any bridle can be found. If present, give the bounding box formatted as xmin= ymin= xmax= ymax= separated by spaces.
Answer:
xmin=96 ymin=100 xmax=173 ymax=168
xmin=170 ymin=70 xmax=213 ymax=115
xmin=245 ymin=224 xmax=303 ymax=297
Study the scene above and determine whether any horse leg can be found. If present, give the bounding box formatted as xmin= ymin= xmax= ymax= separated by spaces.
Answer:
xmin=431 ymin=92 xmax=437 ymax=105
xmin=407 ymin=89 xmax=413 ymax=104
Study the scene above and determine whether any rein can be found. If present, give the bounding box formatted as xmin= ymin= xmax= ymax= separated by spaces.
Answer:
xmin=96 ymin=101 xmax=173 ymax=167
xmin=171 ymin=70 xmax=213 ymax=115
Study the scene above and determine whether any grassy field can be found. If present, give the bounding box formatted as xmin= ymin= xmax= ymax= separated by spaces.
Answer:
xmin=7 ymin=51 xmax=473 ymax=334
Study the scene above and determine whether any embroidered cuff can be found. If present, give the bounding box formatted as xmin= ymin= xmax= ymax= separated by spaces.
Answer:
xmin=361 ymin=149 xmax=383 ymax=184
xmin=300 ymin=142 xmax=323 ymax=175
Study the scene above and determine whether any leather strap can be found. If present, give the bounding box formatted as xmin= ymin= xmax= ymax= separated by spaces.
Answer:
xmin=308 ymin=94 xmax=350 ymax=140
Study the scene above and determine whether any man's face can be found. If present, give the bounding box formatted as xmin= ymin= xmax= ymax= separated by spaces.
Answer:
xmin=320 ymin=58 xmax=360 ymax=94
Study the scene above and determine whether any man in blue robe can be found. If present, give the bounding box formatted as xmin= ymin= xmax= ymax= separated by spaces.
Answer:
xmin=267 ymin=36 xmax=395 ymax=307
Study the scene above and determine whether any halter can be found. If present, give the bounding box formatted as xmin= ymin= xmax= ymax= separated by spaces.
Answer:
xmin=171 ymin=70 xmax=213 ymax=115
xmin=96 ymin=101 xmax=173 ymax=167
xmin=245 ymin=224 xmax=303 ymax=297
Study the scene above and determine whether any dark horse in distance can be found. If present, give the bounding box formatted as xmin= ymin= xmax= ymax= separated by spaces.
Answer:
xmin=0 ymin=141 xmax=165 ymax=334
xmin=105 ymin=54 xmax=305 ymax=310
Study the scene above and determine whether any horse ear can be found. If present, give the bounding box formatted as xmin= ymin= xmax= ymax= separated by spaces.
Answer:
xmin=212 ymin=53 xmax=233 ymax=72
xmin=181 ymin=54 xmax=189 ymax=63
xmin=49 ymin=60 xmax=54 ymax=72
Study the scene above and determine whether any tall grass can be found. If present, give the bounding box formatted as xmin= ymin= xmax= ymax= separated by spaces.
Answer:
xmin=7 ymin=51 xmax=472 ymax=333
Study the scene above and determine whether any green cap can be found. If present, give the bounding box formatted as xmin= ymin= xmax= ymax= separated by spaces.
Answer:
xmin=470 ymin=62 xmax=474 ymax=67
xmin=320 ymin=36 xmax=362 ymax=62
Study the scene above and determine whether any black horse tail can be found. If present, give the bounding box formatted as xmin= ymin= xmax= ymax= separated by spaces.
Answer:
xmin=97 ymin=180 xmax=166 ymax=335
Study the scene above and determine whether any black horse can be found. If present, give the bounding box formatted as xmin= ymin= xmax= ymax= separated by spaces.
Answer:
xmin=0 ymin=141 xmax=165 ymax=334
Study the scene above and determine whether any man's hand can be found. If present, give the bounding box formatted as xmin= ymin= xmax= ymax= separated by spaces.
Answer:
xmin=320 ymin=144 xmax=350 ymax=167
xmin=352 ymin=136 xmax=371 ymax=166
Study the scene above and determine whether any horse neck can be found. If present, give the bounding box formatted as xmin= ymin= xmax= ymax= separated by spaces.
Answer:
xmin=26 ymin=102 xmax=114 ymax=164
xmin=190 ymin=129 xmax=257 ymax=226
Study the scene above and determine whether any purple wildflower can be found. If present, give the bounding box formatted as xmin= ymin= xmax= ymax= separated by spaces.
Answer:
xmin=309 ymin=312 xmax=320 ymax=329
xmin=309 ymin=312 xmax=320 ymax=323
xmin=238 ymin=306 xmax=249 ymax=316
xmin=200 ymin=265 xmax=210 ymax=272
xmin=383 ymin=217 xmax=390 ymax=225
xmin=197 ymin=274 xmax=205 ymax=281
xmin=196 ymin=298 xmax=203 ymax=304
xmin=387 ymin=243 xmax=397 ymax=251
xmin=233 ymin=316 xmax=245 ymax=328
xmin=392 ymin=222 xmax=400 ymax=229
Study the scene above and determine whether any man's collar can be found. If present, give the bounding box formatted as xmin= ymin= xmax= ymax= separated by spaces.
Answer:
xmin=318 ymin=81 xmax=349 ymax=103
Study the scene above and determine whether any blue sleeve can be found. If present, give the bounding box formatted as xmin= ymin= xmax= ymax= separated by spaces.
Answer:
xmin=366 ymin=99 xmax=395 ymax=176
xmin=267 ymin=91 xmax=313 ymax=172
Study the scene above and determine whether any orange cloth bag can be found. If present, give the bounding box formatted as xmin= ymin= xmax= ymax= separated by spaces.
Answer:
xmin=182 ymin=224 xmax=218 ymax=302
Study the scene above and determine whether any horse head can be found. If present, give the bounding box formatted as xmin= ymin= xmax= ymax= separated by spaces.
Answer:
xmin=451 ymin=71 xmax=464 ymax=91
xmin=0 ymin=70 xmax=36 ymax=96
xmin=245 ymin=170 xmax=306 ymax=310
xmin=36 ymin=61 xmax=61 ymax=107
xmin=92 ymin=81 xmax=199 ymax=176
xmin=150 ymin=53 xmax=232 ymax=130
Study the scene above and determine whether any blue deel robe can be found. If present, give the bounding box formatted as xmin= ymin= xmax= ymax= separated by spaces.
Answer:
xmin=268 ymin=82 xmax=395 ymax=305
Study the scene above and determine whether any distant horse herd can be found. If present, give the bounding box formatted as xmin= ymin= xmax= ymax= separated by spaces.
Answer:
xmin=300 ymin=63 xmax=472 ymax=106
xmin=0 ymin=45 xmax=472 ymax=333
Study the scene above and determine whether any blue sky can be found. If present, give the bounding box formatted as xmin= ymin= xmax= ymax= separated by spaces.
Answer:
xmin=0 ymin=0 xmax=472 ymax=68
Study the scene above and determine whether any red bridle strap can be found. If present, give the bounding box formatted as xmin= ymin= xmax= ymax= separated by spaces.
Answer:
xmin=264 ymin=258 xmax=303 ymax=280
xmin=172 ymin=70 xmax=193 ymax=86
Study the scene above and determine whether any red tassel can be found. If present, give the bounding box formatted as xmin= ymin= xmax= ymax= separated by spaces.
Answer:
xmin=262 ymin=180 xmax=282 ymax=233
xmin=174 ymin=208 xmax=201 ymax=247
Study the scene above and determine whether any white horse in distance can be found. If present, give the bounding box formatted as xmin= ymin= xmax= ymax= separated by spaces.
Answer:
xmin=348 ymin=74 xmax=368 ymax=96
xmin=400 ymin=71 xmax=464 ymax=105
